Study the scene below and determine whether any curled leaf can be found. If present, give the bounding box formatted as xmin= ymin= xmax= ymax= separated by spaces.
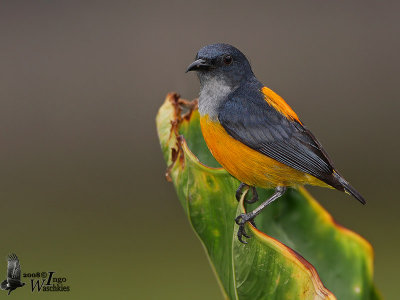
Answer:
xmin=156 ymin=93 xmax=380 ymax=300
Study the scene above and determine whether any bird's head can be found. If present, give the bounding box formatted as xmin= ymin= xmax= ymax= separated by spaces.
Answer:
xmin=186 ymin=43 xmax=254 ymax=87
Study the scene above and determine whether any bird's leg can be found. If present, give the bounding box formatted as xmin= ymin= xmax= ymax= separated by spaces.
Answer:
xmin=236 ymin=183 xmax=258 ymax=204
xmin=235 ymin=186 xmax=286 ymax=244
xmin=235 ymin=183 xmax=259 ymax=229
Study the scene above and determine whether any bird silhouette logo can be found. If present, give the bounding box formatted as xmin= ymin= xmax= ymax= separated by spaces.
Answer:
xmin=0 ymin=254 xmax=25 ymax=295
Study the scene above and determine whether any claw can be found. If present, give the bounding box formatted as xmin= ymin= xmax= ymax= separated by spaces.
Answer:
xmin=246 ymin=187 xmax=258 ymax=204
xmin=242 ymin=229 xmax=250 ymax=238
xmin=235 ymin=213 xmax=245 ymax=225
xmin=236 ymin=184 xmax=259 ymax=204
xmin=235 ymin=213 xmax=254 ymax=244
xmin=236 ymin=183 xmax=247 ymax=202
xmin=238 ymin=234 xmax=247 ymax=244
xmin=237 ymin=226 xmax=249 ymax=244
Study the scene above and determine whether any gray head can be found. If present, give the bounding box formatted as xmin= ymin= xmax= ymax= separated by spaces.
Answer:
xmin=186 ymin=43 xmax=254 ymax=87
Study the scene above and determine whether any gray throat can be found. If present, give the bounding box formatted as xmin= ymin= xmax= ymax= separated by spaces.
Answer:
xmin=198 ymin=77 xmax=233 ymax=120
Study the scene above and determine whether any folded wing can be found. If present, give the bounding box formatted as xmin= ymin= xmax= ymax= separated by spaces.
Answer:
xmin=218 ymin=86 xmax=341 ymax=190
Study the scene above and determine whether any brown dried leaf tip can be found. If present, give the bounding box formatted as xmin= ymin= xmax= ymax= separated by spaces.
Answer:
xmin=165 ymin=93 xmax=198 ymax=181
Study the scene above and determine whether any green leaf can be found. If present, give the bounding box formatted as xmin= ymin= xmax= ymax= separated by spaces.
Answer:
xmin=156 ymin=93 xmax=381 ymax=300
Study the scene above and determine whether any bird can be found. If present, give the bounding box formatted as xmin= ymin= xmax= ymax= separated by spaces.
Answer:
xmin=186 ymin=43 xmax=365 ymax=244
xmin=0 ymin=253 xmax=25 ymax=295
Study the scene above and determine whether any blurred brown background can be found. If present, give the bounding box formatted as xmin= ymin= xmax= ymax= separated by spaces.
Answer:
xmin=0 ymin=1 xmax=398 ymax=299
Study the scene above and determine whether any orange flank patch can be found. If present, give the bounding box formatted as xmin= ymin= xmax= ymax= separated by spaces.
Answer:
xmin=200 ymin=115 xmax=328 ymax=188
xmin=261 ymin=87 xmax=302 ymax=124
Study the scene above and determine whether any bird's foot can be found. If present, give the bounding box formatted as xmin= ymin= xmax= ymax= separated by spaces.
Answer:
xmin=235 ymin=183 xmax=258 ymax=204
xmin=234 ymin=186 xmax=286 ymax=244
xmin=235 ymin=213 xmax=256 ymax=244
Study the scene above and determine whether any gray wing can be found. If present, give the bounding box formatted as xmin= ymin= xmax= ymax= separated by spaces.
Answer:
xmin=218 ymin=89 xmax=343 ymax=190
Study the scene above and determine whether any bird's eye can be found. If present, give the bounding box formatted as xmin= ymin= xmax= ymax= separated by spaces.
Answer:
xmin=223 ymin=55 xmax=233 ymax=65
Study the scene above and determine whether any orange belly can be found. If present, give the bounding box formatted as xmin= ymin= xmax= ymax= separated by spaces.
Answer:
xmin=200 ymin=115 xmax=329 ymax=188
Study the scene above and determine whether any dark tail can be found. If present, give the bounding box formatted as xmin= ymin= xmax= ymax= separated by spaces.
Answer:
xmin=332 ymin=172 xmax=366 ymax=205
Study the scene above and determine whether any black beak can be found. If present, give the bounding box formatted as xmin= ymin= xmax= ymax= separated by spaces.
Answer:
xmin=186 ymin=59 xmax=213 ymax=73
